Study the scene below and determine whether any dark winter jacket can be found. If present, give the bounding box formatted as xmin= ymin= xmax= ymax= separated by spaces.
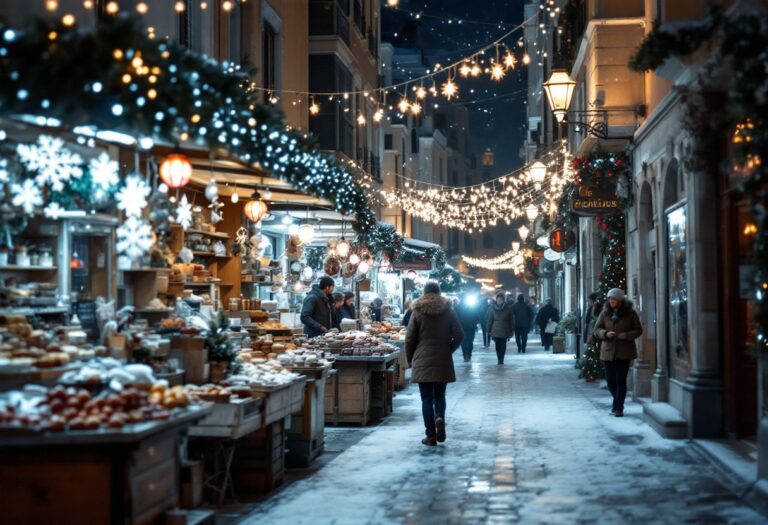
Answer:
xmin=455 ymin=302 xmax=482 ymax=333
xmin=401 ymin=309 xmax=412 ymax=327
xmin=487 ymin=302 xmax=515 ymax=339
xmin=535 ymin=303 xmax=560 ymax=330
xmin=339 ymin=303 xmax=356 ymax=321
xmin=405 ymin=294 xmax=464 ymax=383
xmin=511 ymin=299 xmax=534 ymax=329
xmin=593 ymin=300 xmax=643 ymax=361
xmin=300 ymin=286 xmax=333 ymax=338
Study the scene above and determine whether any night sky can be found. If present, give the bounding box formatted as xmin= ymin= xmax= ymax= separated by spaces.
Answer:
xmin=381 ymin=0 xmax=529 ymax=177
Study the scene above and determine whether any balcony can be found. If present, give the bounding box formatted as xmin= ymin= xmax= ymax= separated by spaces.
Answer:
xmin=309 ymin=1 xmax=350 ymax=47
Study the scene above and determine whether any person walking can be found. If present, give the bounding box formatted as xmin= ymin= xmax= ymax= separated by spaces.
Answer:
xmin=529 ymin=297 xmax=539 ymax=334
xmin=481 ymin=298 xmax=492 ymax=348
xmin=454 ymin=293 xmax=483 ymax=362
xmin=487 ymin=291 xmax=515 ymax=364
xmin=511 ymin=294 xmax=534 ymax=353
xmin=536 ymin=299 xmax=560 ymax=351
xmin=339 ymin=291 xmax=356 ymax=321
xmin=300 ymin=276 xmax=335 ymax=338
xmin=593 ymin=288 xmax=642 ymax=417
xmin=405 ymin=281 xmax=464 ymax=446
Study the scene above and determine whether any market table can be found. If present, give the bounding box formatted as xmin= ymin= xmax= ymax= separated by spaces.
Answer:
xmin=0 ymin=404 xmax=212 ymax=525
xmin=329 ymin=351 xmax=399 ymax=425
xmin=286 ymin=364 xmax=331 ymax=467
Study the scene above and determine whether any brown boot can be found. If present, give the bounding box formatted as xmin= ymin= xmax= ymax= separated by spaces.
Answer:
xmin=422 ymin=436 xmax=437 ymax=446
xmin=435 ymin=418 xmax=446 ymax=443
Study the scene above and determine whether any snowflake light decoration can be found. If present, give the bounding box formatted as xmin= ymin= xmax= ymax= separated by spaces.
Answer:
xmin=89 ymin=152 xmax=120 ymax=191
xmin=43 ymin=202 xmax=66 ymax=219
xmin=11 ymin=179 xmax=43 ymax=215
xmin=116 ymin=175 xmax=150 ymax=217
xmin=117 ymin=216 xmax=154 ymax=260
xmin=0 ymin=158 xmax=9 ymax=183
xmin=16 ymin=135 xmax=83 ymax=191
xmin=175 ymin=194 xmax=193 ymax=229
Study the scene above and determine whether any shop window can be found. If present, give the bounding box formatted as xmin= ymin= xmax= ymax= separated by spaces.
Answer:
xmin=666 ymin=204 xmax=689 ymax=370
xmin=384 ymin=134 xmax=393 ymax=150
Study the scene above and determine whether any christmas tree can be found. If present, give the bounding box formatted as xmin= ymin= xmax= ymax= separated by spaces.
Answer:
xmin=205 ymin=310 xmax=241 ymax=374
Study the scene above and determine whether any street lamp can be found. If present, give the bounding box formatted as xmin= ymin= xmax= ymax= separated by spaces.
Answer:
xmin=542 ymin=70 xmax=576 ymax=123
xmin=512 ymin=241 xmax=520 ymax=252
xmin=528 ymin=161 xmax=547 ymax=183
xmin=518 ymin=225 xmax=530 ymax=241
xmin=525 ymin=204 xmax=539 ymax=221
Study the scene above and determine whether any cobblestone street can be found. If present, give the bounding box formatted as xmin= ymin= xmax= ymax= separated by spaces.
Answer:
xmin=229 ymin=335 xmax=767 ymax=525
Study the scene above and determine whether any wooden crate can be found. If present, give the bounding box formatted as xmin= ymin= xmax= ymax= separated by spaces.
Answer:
xmin=231 ymin=420 xmax=286 ymax=494
xmin=188 ymin=398 xmax=263 ymax=439
xmin=334 ymin=368 xmax=371 ymax=425
xmin=286 ymin=368 xmax=329 ymax=467
xmin=324 ymin=370 xmax=338 ymax=425
xmin=252 ymin=378 xmax=306 ymax=426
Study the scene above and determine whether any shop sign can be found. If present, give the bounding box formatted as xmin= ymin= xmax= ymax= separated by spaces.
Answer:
xmin=549 ymin=229 xmax=575 ymax=253
xmin=571 ymin=185 xmax=621 ymax=216
xmin=392 ymin=259 xmax=432 ymax=271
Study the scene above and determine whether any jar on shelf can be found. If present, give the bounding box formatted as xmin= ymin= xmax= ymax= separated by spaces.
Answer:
xmin=15 ymin=246 xmax=29 ymax=267
xmin=39 ymin=247 xmax=54 ymax=267
xmin=29 ymin=251 xmax=40 ymax=267
xmin=0 ymin=247 xmax=8 ymax=266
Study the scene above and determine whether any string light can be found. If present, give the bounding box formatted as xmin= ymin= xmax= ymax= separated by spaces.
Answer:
xmin=415 ymin=86 xmax=427 ymax=99
xmin=490 ymin=63 xmax=505 ymax=81
xmin=105 ymin=1 xmax=119 ymax=14
xmin=61 ymin=14 xmax=76 ymax=26
xmin=45 ymin=0 xmax=58 ymax=11
xmin=357 ymin=112 xmax=366 ymax=126
xmin=174 ymin=1 xmax=186 ymax=13
xmin=398 ymin=98 xmax=410 ymax=113
xmin=504 ymin=51 xmax=517 ymax=69
xmin=222 ymin=0 xmax=234 ymax=12
xmin=441 ymin=78 xmax=458 ymax=100
xmin=136 ymin=1 xmax=148 ymax=14
xmin=522 ymin=53 xmax=531 ymax=65
xmin=373 ymin=108 xmax=384 ymax=122
xmin=309 ymin=100 xmax=320 ymax=115
xmin=410 ymin=102 xmax=422 ymax=115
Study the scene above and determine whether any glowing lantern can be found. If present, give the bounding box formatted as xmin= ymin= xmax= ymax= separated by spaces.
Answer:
xmin=159 ymin=153 xmax=192 ymax=189
xmin=298 ymin=223 xmax=315 ymax=244
xmin=243 ymin=191 xmax=268 ymax=223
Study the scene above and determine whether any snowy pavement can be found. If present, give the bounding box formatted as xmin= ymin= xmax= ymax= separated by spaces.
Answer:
xmin=229 ymin=335 xmax=767 ymax=525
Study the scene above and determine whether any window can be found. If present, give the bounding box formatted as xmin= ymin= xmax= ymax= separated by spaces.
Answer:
xmin=483 ymin=232 xmax=494 ymax=249
xmin=411 ymin=132 xmax=419 ymax=154
xmin=263 ymin=22 xmax=277 ymax=92
xmin=384 ymin=134 xmax=393 ymax=150
xmin=309 ymin=55 xmax=353 ymax=157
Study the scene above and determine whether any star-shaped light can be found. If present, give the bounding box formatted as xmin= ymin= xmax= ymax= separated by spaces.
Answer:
xmin=398 ymin=98 xmax=410 ymax=113
xmin=459 ymin=63 xmax=471 ymax=77
xmin=490 ymin=63 xmax=505 ymax=81
xmin=175 ymin=194 xmax=193 ymax=229
xmin=415 ymin=86 xmax=427 ymax=99
xmin=471 ymin=63 xmax=481 ymax=77
xmin=411 ymin=102 xmax=422 ymax=115
xmin=373 ymin=108 xmax=384 ymax=122
xmin=504 ymin=51 xmax=517 ymax=69
xmin=441 ymin=79 xmax=458 ymax=100
xmin=116 ymin=175 xmax=150 ymax=217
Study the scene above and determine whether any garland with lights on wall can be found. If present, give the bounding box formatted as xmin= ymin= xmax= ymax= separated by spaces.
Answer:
xmin=629 ymin=6 xmax=768 ymax=356
xmin=0 ymin=15 xmax=376 ymax=233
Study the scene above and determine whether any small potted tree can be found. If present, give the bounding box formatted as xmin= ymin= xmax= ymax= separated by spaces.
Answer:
xmin=205 ymin=311 xmax=240 ymax=382
xmin=559 ymin=311 xmax=579 ymax=354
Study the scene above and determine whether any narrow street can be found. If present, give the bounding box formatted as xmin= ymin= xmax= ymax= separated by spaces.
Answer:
xmin=224 ymin=335 xmax=766 ymax=525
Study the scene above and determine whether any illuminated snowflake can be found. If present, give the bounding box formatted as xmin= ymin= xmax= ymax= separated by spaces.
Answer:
xmin=116 ymin=175 xmax=150 ymax=217
xmin=43 ymin=202 xmax=66 ymax=219
xmin=89 ymin=152 xmax=119 ymax=191
xmin=16 ymin=135 xmax=83 ymax=192
xmin=11 ymin=178 xmax=43 ymax=215
xmin=117 ymin=216 xmax=154 ymax=260
xmin=175 ymin=194 xmax=193 ymax=230
xmin=0 ymin=158 xmax=8 ymax=182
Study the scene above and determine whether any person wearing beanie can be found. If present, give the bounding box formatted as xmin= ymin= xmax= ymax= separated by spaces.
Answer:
xmin=486 ymin=291 xmax=515 ymax=364
xmin=593 ymin=288 xmax=643 ymax=417
xmin=405 ymin=281 xmax=464 ymax=446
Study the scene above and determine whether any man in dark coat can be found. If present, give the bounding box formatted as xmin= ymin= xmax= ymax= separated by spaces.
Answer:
xmin=535 ymin=299 xmax=560 ymax=351
xmin=454 ymin=293 xmax=483 ymax=362
xmin=300 ymin=276 xmax=335 ymax=338
xmin=487 ymin=291 xmax=515 ymax=364
xmin=406 ymin=281 xmax=463 ymax=446
xmin=511 ymin=294 xmax=534 ymax=353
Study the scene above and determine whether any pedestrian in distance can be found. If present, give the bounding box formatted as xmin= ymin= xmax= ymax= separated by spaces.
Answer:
xmin=511 ymin=294 xmax=534 ymax=353
xmin=535 ymin=299 xmax=560 ymax=351
xmin=405 ymin=281 xmax=464 ymax=447
xmin=370 ymin=297 xmax=383 ymax=322
xmin=454 ymin=293 xmax=483 ymax=362
xmin=583 ymin=292 xmax=601 ymax=345
xmin=528 ymin=297 xmax=539 ymax=334
xmin=339 ymin=291 xmax=356 ymax=321
xmin=481 ymin=298 xmax=493 ymax=348
xmin=593 ymin=288 xmax=642 ymax=417
xmin=487 ymin=291 xmax=515 ymax=364
xmin=300 ymin=276 xmax=335 ymax=338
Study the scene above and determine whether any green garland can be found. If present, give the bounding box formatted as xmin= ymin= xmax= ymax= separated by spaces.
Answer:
xmin=0 ymin=15 xmax=375 ymax=233
xmin=428 ymin=266 xmax=465 ymax=293
xmin=629 ymin=9 xmax=768 ymax=356
xmin=357 ymin=223 xmax=403 ymax=261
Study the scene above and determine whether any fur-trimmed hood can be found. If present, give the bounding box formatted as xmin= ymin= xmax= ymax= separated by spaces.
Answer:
xmin=603 ymin=298 xmax=635 ymax=318
xmin=413 ymin=293 xmax=452 ymax=315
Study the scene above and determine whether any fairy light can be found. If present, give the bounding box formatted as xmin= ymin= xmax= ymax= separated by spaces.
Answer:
xmin=61 ymin=13 xmax=76 ymax=26
xmin=357 ymin=112 xmax=366 ymax=126
xmin=459 ymin=62 xmax=472 ymax=77
xmin=309 ymin=100 xmax=320 ymax=115
xmin=471 ymin=63 xmax=481 ymax=77
xmin=522 ymin=52 xmax=531 ymax=65
xmin=398 ymin=98 xmax=410 ymax=113
xmin=411 ymin=102 xmax=422 ymax=115
xmin=504 ymin=51 xmax=516 ymax=69
xmin=83 ymin=0 xmax=93 ymax=8
xmin=222 ymin=0 xmax=234 ymax=11
xmin=45 ymin=0 xmax=58 ymax=11
xmin=415 ymin=86 xmax=427 ymax=99
xmin=490 ymin=63 xmax=505 ymax=81
xmin=136 ymin=1 xmax=148 ymax=13
xmin=373 ymin=108 xmax=384 ymax=122
xmin=105 ymin=1 xmax=119 ymax=14
xmin=441 ymin=78 xmax=458 ymax=100
xmin=174 ymin=1 xmax=186 ymax=13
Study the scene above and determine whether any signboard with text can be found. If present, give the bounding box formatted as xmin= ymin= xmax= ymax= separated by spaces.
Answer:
xmin=571 ymin=185 xmax=621 ymax=216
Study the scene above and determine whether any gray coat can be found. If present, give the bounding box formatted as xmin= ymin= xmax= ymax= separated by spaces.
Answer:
xmin=487 ymin=303 xmax=515 ymax=339
xmin=300 ymin=286 xmax=332 ymax=338
xmin=405 ymin=294 xmax=464 ymax=384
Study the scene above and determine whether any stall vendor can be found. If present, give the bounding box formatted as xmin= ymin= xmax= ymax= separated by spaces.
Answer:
xmin=339 ymin=291 xmax=356 ymax=320
xmin=300 ymin=276 xmax=335 ymax=337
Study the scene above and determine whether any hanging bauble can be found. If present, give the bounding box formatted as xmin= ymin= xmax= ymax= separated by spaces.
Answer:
xmin=298 ymin=223 xmax=315 ymax=245
xmin=323 ymin=257 xmax=341 ymax=276
xmin=349 ymin=253 xmax=361 ymax=265
xmin=357 ymin=260 xmax=370 ymax=274
xmin=204 ymin=177 xmax=218 ymax=201
xmin=243 ymin=191 xmax=268 ymax=223
xmin=159 ymin=153 xmax=192 ymax=189
xmin=342 ymin=262 xmax=357 ymax=279
xmin=336 ymin=238 xmax=351 ymax=259
xmin=301 ymin=266 xmax=314 ymax=281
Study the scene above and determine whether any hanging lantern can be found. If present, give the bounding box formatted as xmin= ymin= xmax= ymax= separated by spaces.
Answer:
xmin=336 ymin=238 xmax=351 ymax=259
xmin=525 ymin=204 xmax=539 ymax=221
xmin=512 ymin=241 xmax=521 ymax=252
xmin=357 ymin=260 xmax=370 ymax=274
xmin=528 ymin=161 xmax=547 ymax=183
xmin=349 ymin=253 xmax=361 ymax=265
xmin=243 ymin=191 xmax=268 ymax=223
xmin=518 ymin=225 xmax=530 ymax=241
xmin=298 ymin=223 xmax=315 ymax=245
xmin=159 ymin=153 xmax=192 ymax=189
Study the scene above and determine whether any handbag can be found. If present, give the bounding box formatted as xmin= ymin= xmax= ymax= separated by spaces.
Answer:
xmin=544 ymin=320 xmax=558 ymax=334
